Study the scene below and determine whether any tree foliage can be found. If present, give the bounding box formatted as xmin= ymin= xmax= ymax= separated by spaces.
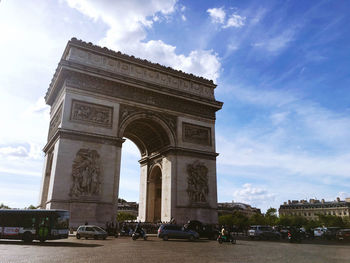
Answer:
xmin=116 ymin=212 xmax=137 ymax=222
xmin=0 ymin=203 xmax=10 ymax=209
xmin=218 ymin=208 xmax=350 ymax=230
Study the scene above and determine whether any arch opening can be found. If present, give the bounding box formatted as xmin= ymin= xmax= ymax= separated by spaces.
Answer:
xmin=120 ymin=115 xmax=174 ymax=157
xmin=146 ymin=166 xmax=162 ymax=222
xmin=119 ymin=115 xmax=172 ymax=223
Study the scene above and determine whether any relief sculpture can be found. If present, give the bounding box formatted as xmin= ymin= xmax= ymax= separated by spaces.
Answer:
xmin=187 ymin=161 xmax=209 ymax=203
xmin=70 ymin=99 xmax=113 ymax=128
xmin=70 ymin=149 xmax=102 ymax=197
xmin=183 ymin=122 xmax=211 ymax=146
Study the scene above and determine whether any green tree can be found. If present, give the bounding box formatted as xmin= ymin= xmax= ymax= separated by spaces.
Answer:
xmin=277 ymin=215 xmax=292 ymax=227
xmin=249 ymin=213 xmax=266 ymax=225
xmin=0 ymin=203 xmax=10 ymax=209
xmin=116 ymin=212 xmax=136 ymax=222
xmin=265 ymin=208 xmax=278 ymax=225
xmin=317 ymin=214 xmax=345 ymax=227
xmin=26 ymin=205 xmax=37 ymax=209
xmin=218 ymin=214 xmax=234 ymax=226
xmin=231 ymin=212 xmax=250 ymax=231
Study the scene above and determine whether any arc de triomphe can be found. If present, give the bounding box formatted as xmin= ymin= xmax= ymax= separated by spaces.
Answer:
xmin=39 ymin=38 xmax=223 ymax=227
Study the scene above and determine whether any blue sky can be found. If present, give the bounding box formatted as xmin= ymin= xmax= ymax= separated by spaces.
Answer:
xmin=0 ymin=0 xmax=350 ymax=212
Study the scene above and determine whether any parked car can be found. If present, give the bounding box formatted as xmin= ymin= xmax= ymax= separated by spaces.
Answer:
xmin=314 ymin=227 xmax=326 ymax=238
xmin=183 ymin=220 xmax=218 ymax=240
xmin=248 ymin=225 xmax=281 ymax=240
xmin=324 ymin=227 xmax=341 ymax=240
xmin=76 ymin=225 xmax=108 ymax=240
xmin=158 ymin=224 xmax=199 ymax=241
xmin=336 ymin=229 xmax=350 ymax=241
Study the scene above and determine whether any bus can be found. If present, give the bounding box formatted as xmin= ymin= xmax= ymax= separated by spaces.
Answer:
xmin=0 ymin=209 xmax=69 ymax=242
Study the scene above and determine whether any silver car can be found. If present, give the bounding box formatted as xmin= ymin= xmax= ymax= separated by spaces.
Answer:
xmin=76 ymin=225 xmax=108 ymax=240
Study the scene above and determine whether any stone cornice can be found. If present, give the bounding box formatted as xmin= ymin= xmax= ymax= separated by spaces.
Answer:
xmin=138 ymin=146 xmax=219 ymax=164
xmin=47 ymin=60 xmax=223 ymax=108
xmin=43 ymin=128 xmax=125 ymax=153
xmin=48 ymin=68 xmax=221 ymax=120
xmin=46 ymin=38 xmax=224 ymax=108
xmin=67 ymin=38 xmax=215 ymax=85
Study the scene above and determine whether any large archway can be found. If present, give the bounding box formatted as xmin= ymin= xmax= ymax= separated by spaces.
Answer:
xmin=146 ymin=165 xmax=162 ymax=222
xmin=39 ymin=38 xmax=222 ymax=227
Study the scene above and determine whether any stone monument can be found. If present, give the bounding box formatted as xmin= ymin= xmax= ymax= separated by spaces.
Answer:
xmin=38 ymin=38 xmax=223 ymax=227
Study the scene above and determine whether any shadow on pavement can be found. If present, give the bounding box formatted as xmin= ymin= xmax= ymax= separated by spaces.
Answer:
xmin=237 ymin=237 xmax=350 ymax=246
xmin=0 ymin=240 xmax=103 ymax=247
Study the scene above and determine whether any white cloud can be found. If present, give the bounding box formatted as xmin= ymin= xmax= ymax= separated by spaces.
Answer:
xmin=218 ymin=135 xmax=350 ymax=179
xmin=207 ymin=7 xmax=226 ymax=24
xmin=233 ymin=183 xmax=276 ymax=205
xmin=207 ymin=7 xmax=245 ymax=29
xmin=0 ymin=146 xmax=28 ymax=158
xmin=26 ymin=97 xmax=50 ymax=115
xmin=253 ymin=28 xmax=295 ymax=52
xmin=66 ymin=0 xmax=220 ymax=82
xmin=223 ymin=14 xmax=246 ymax=28
xmin=270 ymin=111 xmax=289 ymax=125
xmin=337 ymin=192 xmax=350 ymax=200
xmin=0 ymin=143 xmax=43 ymax=160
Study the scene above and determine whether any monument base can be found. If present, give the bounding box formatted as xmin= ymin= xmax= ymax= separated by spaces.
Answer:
xmin=46 ymin=200 xmax=116 ymax=228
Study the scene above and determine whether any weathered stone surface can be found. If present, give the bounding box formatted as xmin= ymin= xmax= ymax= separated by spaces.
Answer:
xmin=39 ymin=38 xmax=222 ymax=226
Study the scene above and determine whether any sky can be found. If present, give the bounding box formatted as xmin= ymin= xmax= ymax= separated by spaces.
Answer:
xmin=0 ymin=0 xmax=350 ymax=213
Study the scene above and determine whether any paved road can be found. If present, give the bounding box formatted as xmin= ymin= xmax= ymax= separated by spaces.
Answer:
xmin=0 ymin=237 xmax=349 ymax=263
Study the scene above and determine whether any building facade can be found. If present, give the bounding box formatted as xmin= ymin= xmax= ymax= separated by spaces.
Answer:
xmin=217 ymin=201 xmax=261 ymax=218
xmin=279 ymin=197 xmax=350 ymax=220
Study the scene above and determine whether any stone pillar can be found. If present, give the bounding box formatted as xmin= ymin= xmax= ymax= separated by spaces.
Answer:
xmin=40 ymin=88 xmax=123 ymax=227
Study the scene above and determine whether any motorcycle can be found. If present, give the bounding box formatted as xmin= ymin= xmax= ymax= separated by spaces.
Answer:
xmin=132 ymin=229 xmax=147 ymax=241
xmin=217 ymin=233 xmax=236 ymax=244
xmin=288 ymin=230 xmax=302 ymax=243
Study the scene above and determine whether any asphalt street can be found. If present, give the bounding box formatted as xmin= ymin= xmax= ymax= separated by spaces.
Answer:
xmin=0 ymin=236 xmax=349 ymax=263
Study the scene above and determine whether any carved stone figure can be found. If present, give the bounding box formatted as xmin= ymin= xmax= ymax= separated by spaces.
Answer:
xmin=70 ymin=149 xmax=102 ymax=197
xmin=186 ymin=161 xmax=209 ymax=203
xmin=70 ymin=99 xmax=113 ymax=128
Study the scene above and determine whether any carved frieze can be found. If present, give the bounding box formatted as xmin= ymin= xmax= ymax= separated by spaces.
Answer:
xmin=182 ymin=123 xmax=211 ymax=146
xmin=187 ymin=161 xmax=209 ymax=204
xmin=65 ymin=73 xmax=217 ymax=120
xmin=67 ymin=46 xmax=215 ymax=99
xmin=70 ymin=149 xmax=102 ymax=198
xmin=48 ymin=103 xmax=63 ymax=139
xmin=70 ymin=99 xmax=113 ymax=128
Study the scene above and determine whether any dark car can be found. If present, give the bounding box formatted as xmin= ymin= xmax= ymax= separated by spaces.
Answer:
xmin=184 ymin=220 xmax=219 ymax=240
xmin=336 ymin=229 xmax=350 ymax=241
xmin=324 ymin=227 xmax=341 ymax=240
xmin=158 ymin=224 xmax=199 ymax=241
xmin=248 ymin=225 xmax=281 ymax=240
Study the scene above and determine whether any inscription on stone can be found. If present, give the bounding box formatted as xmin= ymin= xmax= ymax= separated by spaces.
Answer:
xmin=48 ymin=103 xmax=62 ymax=139
xmin=182 ymin=122 xmax=211 ymax=146
xmin=187 ymin=161 xmax=209 ymax=204
xmin=70 ymin=99 xmax=113 ymax=128
xmin=68 ymin=46 xmax=215 ymax=99
xmin=70 ymin=149 xmax=102 ymax=197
